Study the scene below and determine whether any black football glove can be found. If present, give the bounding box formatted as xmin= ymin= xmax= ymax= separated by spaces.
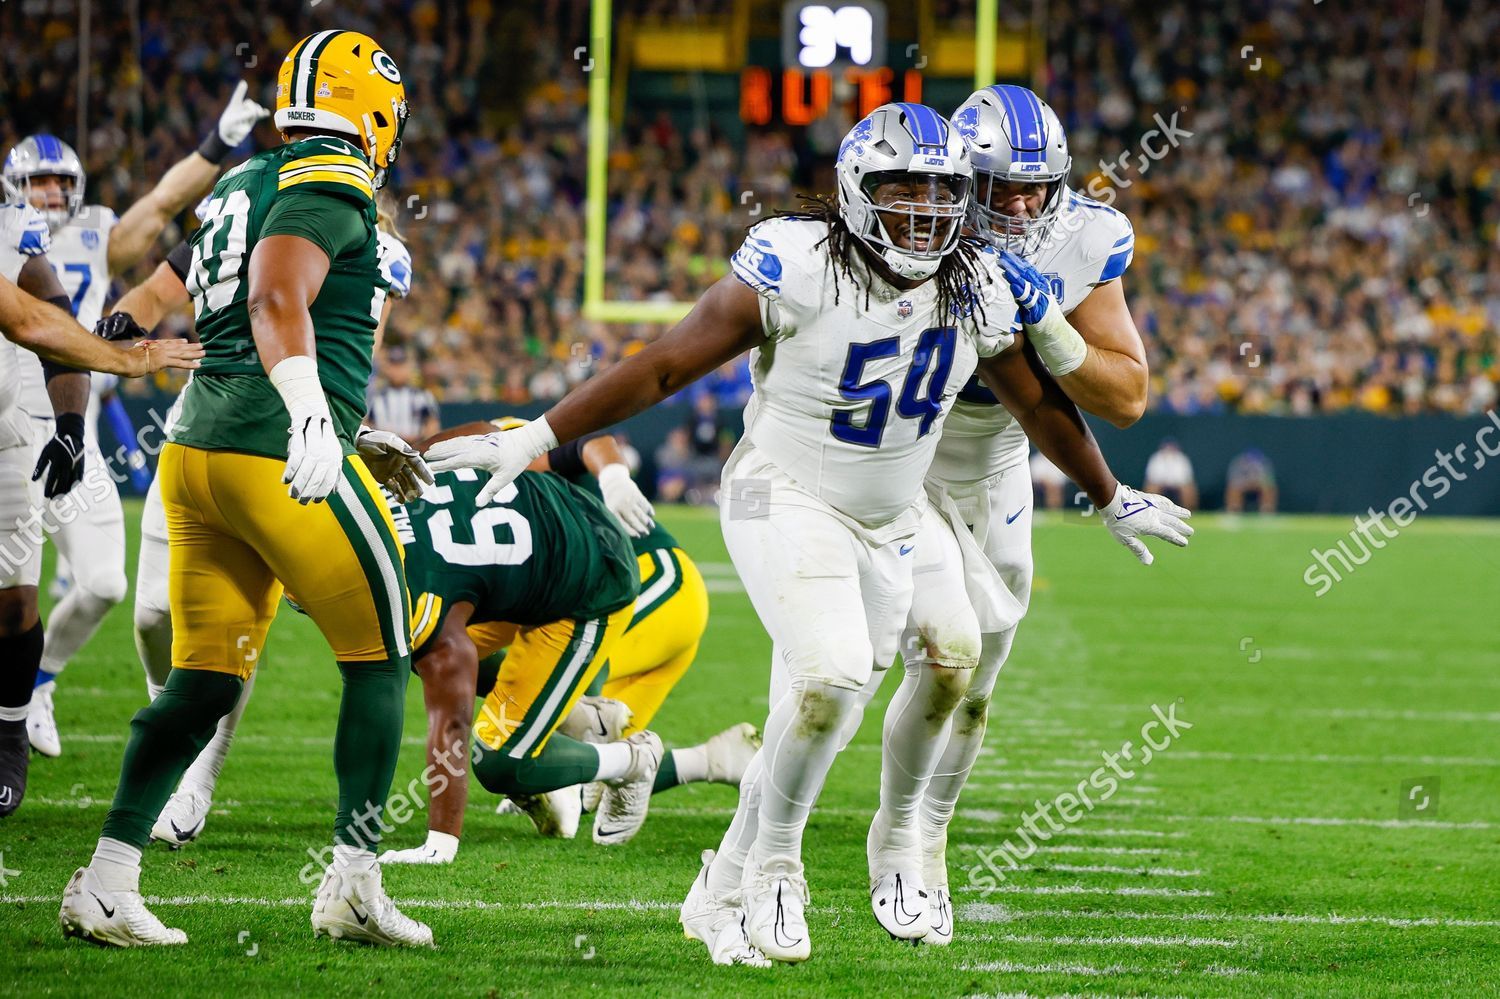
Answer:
xmin=94 ymin=311 xmax=147 ymax=342
xmin=33 ymin=413 xmax=87 ymax=498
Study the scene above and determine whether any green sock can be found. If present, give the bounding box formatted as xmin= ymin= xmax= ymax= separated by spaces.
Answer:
xmin=473 ymin=733 xmax=600 ymax=796
xmin=100 ymin=669 xmax=243 ymax=849
xmin=333 ymin=659 xmax=408 ymax=849
xmin=583 ymin=661 xmax=610 ymax=697
xmin=651 ymin=750 xmax=684 ymax=794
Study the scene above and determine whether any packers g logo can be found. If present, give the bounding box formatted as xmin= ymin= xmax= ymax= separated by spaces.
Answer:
xmin=371 ymin=50 xmax=401 ymax=83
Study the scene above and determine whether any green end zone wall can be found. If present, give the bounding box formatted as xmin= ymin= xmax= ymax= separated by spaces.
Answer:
xmin=115 ymin=394 xmax=1500 ymax=516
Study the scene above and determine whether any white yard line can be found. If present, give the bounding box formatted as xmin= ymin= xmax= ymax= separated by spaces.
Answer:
xmin=1168 ymin=749 xmax=1500 ymax=768
xmin=959 ymin=903 xmax=1500 ymax=929
xmin=978 ymin=932 xmax=1238 ymax=948
xmin=961 ymin=959 xmax=1252 ymax=978
xmin=958 ymin=844 xmax=1191 ymax=858
xmin=959 ymin=885 xmax=1215 ymax=898
xmin=1177 ymin=814 xmax=1496 ymax=831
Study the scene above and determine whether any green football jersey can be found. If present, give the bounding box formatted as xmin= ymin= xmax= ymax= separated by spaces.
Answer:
xmin=171 ymin=135 xmax=393 ymax=459
xmin=397 ymin=469 xmax=640 ymax=653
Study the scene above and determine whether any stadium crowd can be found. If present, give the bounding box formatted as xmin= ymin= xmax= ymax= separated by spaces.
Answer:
xmin=1 ymin=0 xmax=1495 ymax=416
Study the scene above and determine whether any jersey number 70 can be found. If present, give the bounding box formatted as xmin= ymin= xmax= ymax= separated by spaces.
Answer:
xmin=830 ymin=327 xmax=956 ymax=448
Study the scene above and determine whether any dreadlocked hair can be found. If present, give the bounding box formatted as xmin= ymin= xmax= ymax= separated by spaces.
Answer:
xmin=758 ymin=193 xmax=991 ymax=331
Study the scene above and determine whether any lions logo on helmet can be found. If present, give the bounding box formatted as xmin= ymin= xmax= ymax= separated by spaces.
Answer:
xmin=274 ymin=30 xmax=410 ymax=190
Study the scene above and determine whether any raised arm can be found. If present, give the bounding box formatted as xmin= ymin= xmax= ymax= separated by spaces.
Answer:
xmin=107 ymin=82 xmax=269 ymax=274
xmin=426 ymin=275 xmax=764 ymax=502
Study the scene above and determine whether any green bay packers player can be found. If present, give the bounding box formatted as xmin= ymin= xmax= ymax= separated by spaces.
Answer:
xmin=59 ymin=31 xmax=433 ymax=948
xmin=378 ymin=467 xmax=663 ymax=865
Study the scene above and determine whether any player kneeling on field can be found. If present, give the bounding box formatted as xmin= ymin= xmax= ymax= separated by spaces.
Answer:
xmin=378 ymin=466 xmax=663 ymax=864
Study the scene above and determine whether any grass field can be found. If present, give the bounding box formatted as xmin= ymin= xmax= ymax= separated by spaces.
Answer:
xmin=5 ymin=501 xmax=1499 ymax=997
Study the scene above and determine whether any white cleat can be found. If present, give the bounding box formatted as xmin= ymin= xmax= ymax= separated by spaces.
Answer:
xmin=741 ymin=854 xmax=811 ymax=963
xmin=681 ymin=850 xmax=770 ymax=967
xmin=27 ymin=681 xmax=61 ymax=758
xmin=150 ymin=788 xmax=213 ymax=848
xmin=311 ymin=864 xmax=434 ymax=947
xmin=923 ymin=885 xmax=954 ymax=946
xmin=580 ymin=781 xmax=603 ymax=813
xmin=703 ymin=722 xmax=761 ymax=785
xmin=495 ymin=797 xmax=524 ymax=816
xmin=59 ymin=866 xmax=187 ymax=947
xmin=559 ymin=696 xmax=633 ymax=744
xmin=592 ymin=731 xmax=663 ymax=845
xmin=869 ymin=812 xmax=930 ymax=943
xmin=511 ymin=786 xmax=582 ymax=839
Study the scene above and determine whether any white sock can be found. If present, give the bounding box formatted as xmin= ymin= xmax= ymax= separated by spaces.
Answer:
xmin=133 ymin=531 xmax=174 ymax=689
xmin=750 ymin=679 xmax=861 ymax=865
xmin=91 ymin=837 xmax=143 ymax=892
xmin=671 ymin=745 xmax=710 ymax=784
xmin=40 ymin=589 xmax=117 ymax=678
xmin=594 ymin=741 xmax=633 ymax=782
xmin=0 ymin=704 xmax=27 ymax=722
xmin=706 ymin=750 xmax=761 ymax=899
xmin=331 ymin=843 xmax=376 ymax=874
xmin=920 ymin=629 xmax=1014 ymax=880
xmin=874 ymin=658 xmax=969 ymax=860
xmin=179 ymin=671 xmax=255 ymax=797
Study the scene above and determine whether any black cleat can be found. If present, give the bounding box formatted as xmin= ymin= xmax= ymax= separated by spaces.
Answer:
xmin=0 ymin=719 xmax=30 ymax=818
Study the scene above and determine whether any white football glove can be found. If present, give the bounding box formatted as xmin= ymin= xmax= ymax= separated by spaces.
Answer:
xmin=597 ymin=462 xmax=654 ymax=537
xmin=1099 ymin=483 xmax=1193 ymax=565
xmin=284 ymin=413 xmax=344 ymax=504
xmin=216 ymin=80 xmax=270 ymax=148
xmin=425 ymin=416 xmax=559 ymax=504
xmin=379 ymin=830 xmax=459 ymax=866
xmin=356 ymin=427 xmax=434 ymax=503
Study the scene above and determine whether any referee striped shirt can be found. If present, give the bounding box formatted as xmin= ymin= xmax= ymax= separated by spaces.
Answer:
xmin=368 ymin=385 xmax=439 ymax=442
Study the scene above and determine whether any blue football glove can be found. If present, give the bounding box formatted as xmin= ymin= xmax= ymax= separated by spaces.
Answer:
xmin=997 ymin=250 xmax=1055 ymax=326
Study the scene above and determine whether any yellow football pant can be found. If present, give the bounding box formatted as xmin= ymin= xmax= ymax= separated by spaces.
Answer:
xmin=604 ymin=547 xmax=709 ymax=734
xmin=160 ymin=443 xmax=410 ymax=677
xmin=468 ymin=603 xmax=634 ymax=758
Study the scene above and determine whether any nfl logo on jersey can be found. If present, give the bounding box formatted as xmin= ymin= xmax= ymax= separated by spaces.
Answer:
xmin=897 ymin=299 xmax=913 ymax=319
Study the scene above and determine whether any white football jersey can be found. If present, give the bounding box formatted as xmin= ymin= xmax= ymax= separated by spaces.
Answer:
xmin=0 ymin=202 xmax=52 ymax=446
xmin=731 ymin=217 xmax=1017 ymax=527
xmin=377 ymin=230 xmax=413 ymax=299
xmin=16 ymin=204 xmax=118 ymax=420
xmin=930 ymin=191 xmax=1134 ymax=487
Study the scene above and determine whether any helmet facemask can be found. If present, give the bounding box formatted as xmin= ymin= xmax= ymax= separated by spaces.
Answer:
xmin=969 ymin=170 xmax=1066 ymax=258
xmin=847 ymin=171 xmax=970 ymax=281
xmin=3 ymin=135 xmax=87 ymax=233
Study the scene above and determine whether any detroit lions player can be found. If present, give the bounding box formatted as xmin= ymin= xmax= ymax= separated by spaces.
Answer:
xmin=905 ymin=85 xmax=1191 ymax=946
xmin=4 ymin=81 xmax=268 ymax=759
xmin=426 ymin=103 xmax=1186 ymax=964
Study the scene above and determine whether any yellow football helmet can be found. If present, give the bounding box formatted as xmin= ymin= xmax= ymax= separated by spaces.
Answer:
xmin=274 ymin=30 xmax=409 ymax=188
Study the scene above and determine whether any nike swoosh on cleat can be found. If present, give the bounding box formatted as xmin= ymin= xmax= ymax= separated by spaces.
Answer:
xmin=0 ymin=788 xmax=11 ymax=806
xmin=90 ymin=891 xmax=115 ymax=919
xmin=892 ymin=875 xmax=924 ymax=926
xmin=771 ymin=883 xmax=804 ymax=949
xmin=347 ymin=901 xmax=369 ymax=926
xmin=170 ymin=820 xmax=198 ymax=842
xmin=594 ymin=825 xmax=628 ymax=840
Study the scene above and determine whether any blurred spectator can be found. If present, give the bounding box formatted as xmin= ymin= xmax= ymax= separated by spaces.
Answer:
xmin=368 ymin=347 xmax=440 ymax=443
xmin=1030 ymin=449 xmax=1069 ymax=510
xmin=685 ymin=392 xmax=730 ymax=502
xmin=1225 ymin=447 xmax=1278 ymax=514
xmin=655 ymin=426 xmax=692 ymax=503
xmin=1144 ymin=438 xmax=1199 ymax=509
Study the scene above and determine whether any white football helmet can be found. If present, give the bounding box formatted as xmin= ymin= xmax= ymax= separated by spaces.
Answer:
xmin=2 ymin=134 xmax=87 ymax=233
xmin=835 ymin=102 xmax=972 ymax=281
xmin=952 ymin=85 xmax=1071 ymax=257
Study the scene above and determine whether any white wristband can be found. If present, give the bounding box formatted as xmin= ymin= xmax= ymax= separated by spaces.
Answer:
xmin=267 ymin=354 xmax=331 ymax=420
xmin=597 ymin=463 xmax=631 ymax=487
xmin=517 ymin=414 xmax=560 ymax=459
xmin=1026 ymin=305 xmax=1089 ymax=377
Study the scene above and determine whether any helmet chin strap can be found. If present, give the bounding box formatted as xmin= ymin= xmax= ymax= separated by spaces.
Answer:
xmin=881 ymin=246 xmax=941 ymax=280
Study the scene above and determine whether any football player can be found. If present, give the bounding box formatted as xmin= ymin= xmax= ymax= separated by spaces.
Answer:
xmin=0 ymin=209 xmax=200 ymax=817
xmin=3 ymin=82 xmax=269 ymax=760
xmin=59 ymin=31 xmax=433 ymax=948
xmin=74 ymin=205 xmax=416 ymax=847
xmin=426 ymin=104 xmax=1188 ymax=963
xmin=376 ymin=466 xmax=666 ymax=865
xmin=904 ymin=86 xmax=1187 ymax=945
